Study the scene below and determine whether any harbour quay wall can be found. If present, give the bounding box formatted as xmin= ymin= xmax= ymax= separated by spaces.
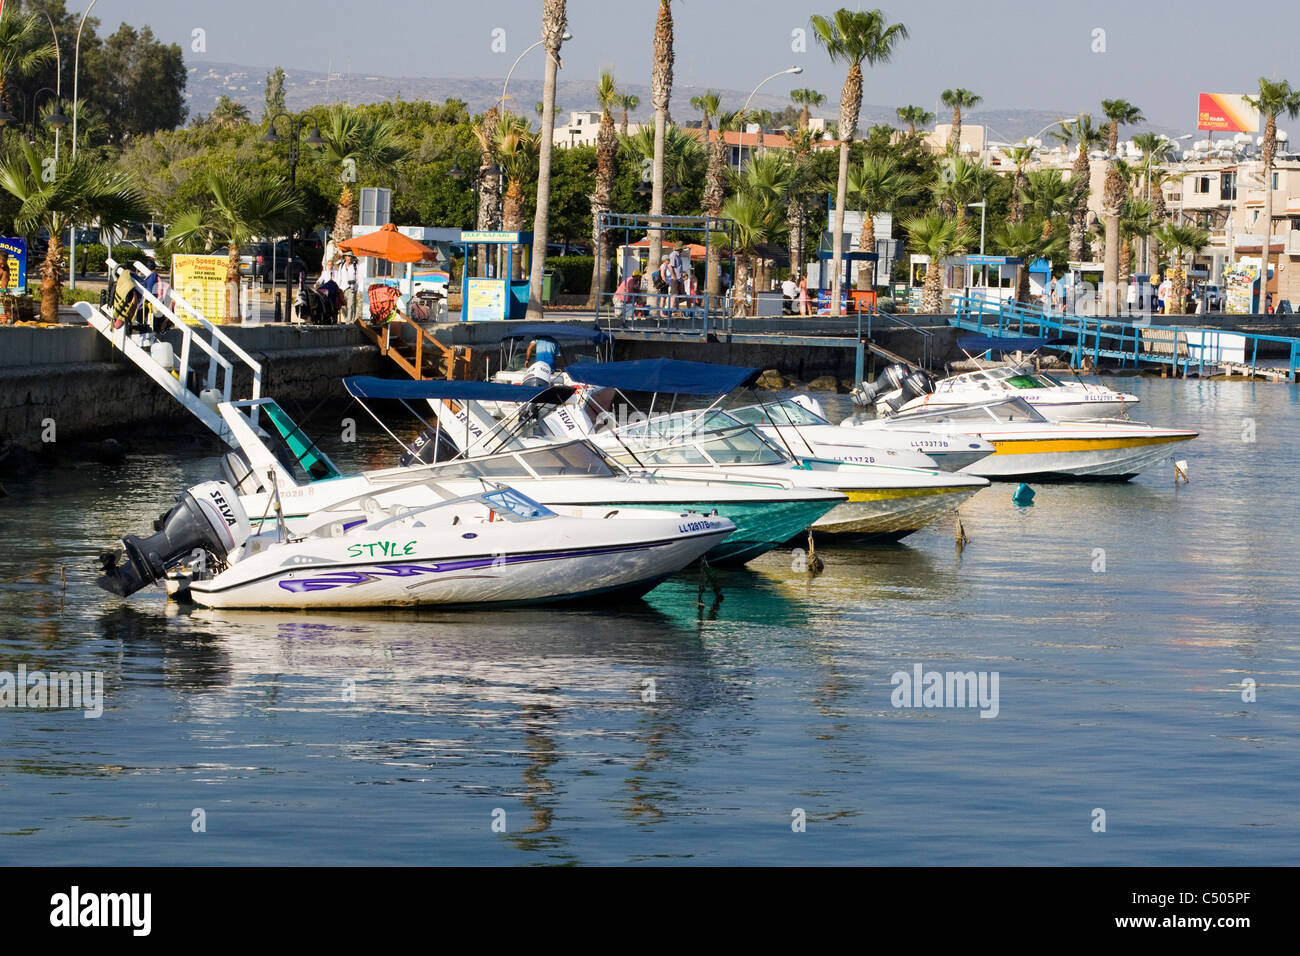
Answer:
xmin=0 ymin=324 xmax=381 ymax=448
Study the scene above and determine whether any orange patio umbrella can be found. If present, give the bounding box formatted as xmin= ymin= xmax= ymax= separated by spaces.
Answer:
xmin=336 ymin=223 xmax=436 ymax=263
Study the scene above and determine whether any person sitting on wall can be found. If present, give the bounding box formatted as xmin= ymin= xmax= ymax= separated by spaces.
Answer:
xmin=613 ymin=271 xmax=642 ymax=320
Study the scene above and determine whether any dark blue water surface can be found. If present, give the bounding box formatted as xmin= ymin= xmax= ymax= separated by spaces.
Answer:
xmin=1 ymin=379 xmax=1295 ymax=865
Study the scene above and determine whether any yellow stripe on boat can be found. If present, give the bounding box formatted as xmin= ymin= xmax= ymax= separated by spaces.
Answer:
xmin=989 ymin=434 xmax=1196 ymax=455
xmin=841 ymin=486 xmax=977 ymax=502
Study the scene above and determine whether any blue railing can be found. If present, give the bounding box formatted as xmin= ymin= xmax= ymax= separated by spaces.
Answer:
xmin=948 ymin=294 xmax=1300 ymax=381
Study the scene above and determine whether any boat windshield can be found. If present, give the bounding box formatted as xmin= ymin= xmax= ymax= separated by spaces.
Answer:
xmin=480 ymin=487 xmax=555 ymax=520
xmin=892 ymin=397 xmax=1047 ymax=426
xmin=620 ymin=409 xmax=742 ymax=442
xmin=373 ymin=440 xmax=618 ymax=482
xmin=616 ymin=425 xmax=790 ymax=467
xmin=729 ymin=400 xmax=829 ymax=427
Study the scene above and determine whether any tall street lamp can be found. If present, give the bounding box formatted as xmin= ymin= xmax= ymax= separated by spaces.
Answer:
xmin=740 ymin=66 xmax=802 ymax=158
xmin=68 ymin=0 xmax=97 ymax=290
xmin=262 ymin=113 xmax=325 ymax=307
xmin=499 ymin=32 xmax=572 ymax=112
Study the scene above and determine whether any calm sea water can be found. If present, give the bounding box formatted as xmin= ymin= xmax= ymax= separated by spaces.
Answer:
xmin=1 ymin=379 xmax=1296 ymax=865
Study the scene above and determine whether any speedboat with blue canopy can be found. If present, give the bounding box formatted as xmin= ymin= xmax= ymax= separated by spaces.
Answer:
xmin=205 ymin=379 xmax=845 ymax=566
xmin=548 ymin=358 xmax=953 ymax=470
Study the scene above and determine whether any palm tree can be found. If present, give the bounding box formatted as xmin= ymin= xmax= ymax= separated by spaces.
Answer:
xmin=495 ymin=113 xmax=540 ymax=279
xmin=527 ymin=0 xmax=568 ymax=318
xmin=471 ymin=105 xmax=504 ymax=239
xmin=615 ymin=93 xmax=639 ymax=136
xmin=1052 ymin=113 xmax=1104 ymax=262
xmin=940 ymin=88 xmax=981 ymax=154
xmin=0 ymin=11 xmax=55 ymax=118
xmin=1132 ymin=132 xmax=1175 ymax=274
xmin=0 ymin=145 xmax=146 ymax=323
xmin=737 ymin=151 xmax=793 ymax=291
xmin=784 ymin=125 xmax=822 ymax=283
xmin=1155 ymin=222 xmax=1210 ymax=313
xmin=313 ymin=105 xmax=409 ymax=248
xmin=994 ymin=220 xmax=1065 ymax=304
xmin=1021 ymin=168 xmax=1072 ymax=240
xmin=848 ymin=154 xmax=921 ymax=289
xmin=721 ymin=192 xmax=767 ymax=316
xmin=692 ymin=92 xmax=732 ymax=302
xmin=812 ymin=7 xmax=910 ymax=317
xmin=1244 ymin=78 xmax=1300 ymax=311
xmin=209 ymin=96 xmax=251 ymax=130
xmin=587 ymin=69 xmax=619 ymax=308
xmin=1099 ymin=100 xmax=1143 ymax=315
xmin=904 ymin=213 xmax=972 ymax=313
xmin=1006 ymin=143 xmax=1037 ymax=223
xmin=1118 ymin=196 xmax=1154 ymax=295
xmin=165 ymin=172 xmax=303 ymax=323
xmin=933 ymin=154 xmax=991 ymax=242
xmin=791 ymin=88 xmax=826 ymax=131
xmin=647 ymin=0 xmax=675 ymax=275
xmin=896 ymin=104 xmax=933 ymax=135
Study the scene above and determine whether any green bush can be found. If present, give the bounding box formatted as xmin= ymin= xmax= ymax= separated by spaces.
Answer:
xmin=60 ymin=286 xmax=100 ymax=305
xmin=76 ymin=244 xmax=108 ymax=272
xmin=547 ymin=255 xmax=593 ymax=295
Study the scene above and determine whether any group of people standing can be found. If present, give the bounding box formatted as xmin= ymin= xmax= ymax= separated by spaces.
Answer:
xmin=612 ymin=242 xmax=700 ymax=319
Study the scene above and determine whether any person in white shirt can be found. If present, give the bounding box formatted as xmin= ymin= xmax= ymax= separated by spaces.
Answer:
xmin=781 ymin=275 xmax=798 ymax=314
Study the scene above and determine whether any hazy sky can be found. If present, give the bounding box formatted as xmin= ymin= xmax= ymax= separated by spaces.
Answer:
xmin=96 ymin=0 xmax=1300 ymax=130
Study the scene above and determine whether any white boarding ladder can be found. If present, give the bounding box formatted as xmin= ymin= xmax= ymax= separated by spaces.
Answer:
xmin=77 ymin=257 xmax=264 ymax=446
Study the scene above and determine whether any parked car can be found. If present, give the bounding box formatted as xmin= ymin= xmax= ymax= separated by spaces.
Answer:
xmin=211 ymin=241 xmax=307 ymax=284
xmin=1193 ymin=282 xmax=1223 ymax=310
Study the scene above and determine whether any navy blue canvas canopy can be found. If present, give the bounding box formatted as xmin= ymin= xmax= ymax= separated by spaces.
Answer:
xmin=498 ymin=323 xmax=612 ymax=345
xmin=957 ymin=336 xmax=1067 ymax=355
xmin=344 ymin=376 xmax=575 ymax=404
xmin=565 ymin=359 xmax=762 ymax=395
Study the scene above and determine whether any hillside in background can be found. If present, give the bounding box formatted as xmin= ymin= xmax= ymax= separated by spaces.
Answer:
xmin=187 ymin=61 xmax=1182 ymax=142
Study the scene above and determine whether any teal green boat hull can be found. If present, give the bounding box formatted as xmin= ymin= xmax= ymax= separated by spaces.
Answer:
xmin=615 ymin=497 xmax=836 ymax=565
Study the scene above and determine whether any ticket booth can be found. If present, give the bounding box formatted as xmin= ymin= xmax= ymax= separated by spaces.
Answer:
xmin=457 ymin=230 xmax=533 ymax=321
xmin=965 ymin=254 xmax=1021 ymax=305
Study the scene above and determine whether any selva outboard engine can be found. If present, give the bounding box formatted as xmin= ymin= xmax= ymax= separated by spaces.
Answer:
xmin=851 ymin=363 xmax=910 ymax=408
xmin=883 ymin=368 xmax=937 ymax=413
xmin=97 ymin=481 xmax=251 ymax=597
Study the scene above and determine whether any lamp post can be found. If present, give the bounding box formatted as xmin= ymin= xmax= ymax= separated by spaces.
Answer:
xmin=262 ymin=113 xmax=325 ymax=309
xmin=67 ymin=0 xmax=97 ymax=290
xmin=499 ymin=32 xmax=572 ymax=112
xmin=740 ymin=66 xmax=802 ymax=159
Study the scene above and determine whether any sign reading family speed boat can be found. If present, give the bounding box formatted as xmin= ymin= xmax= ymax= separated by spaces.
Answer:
xmin=172 ymin=254 xmax=234 ymax=324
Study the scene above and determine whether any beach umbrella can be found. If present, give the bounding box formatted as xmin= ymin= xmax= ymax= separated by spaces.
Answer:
xmin=337 ymin=223 xmax=436 ymax=263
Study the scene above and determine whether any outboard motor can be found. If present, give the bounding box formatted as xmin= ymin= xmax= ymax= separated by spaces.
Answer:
xmin=883 ymin=369 xmax=936 ymax=414
xmin=399 ymin=427 xmax=461 ymax=467
xmin=519 ymin=360 xmax=555 ymax=391
xmin=97 ymin=481 xmax=251 ymax=597
xmin=851 ymin=363 xmax=910 ymax=408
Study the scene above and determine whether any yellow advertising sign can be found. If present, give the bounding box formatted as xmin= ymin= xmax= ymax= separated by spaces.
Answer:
xmin=465 ymin=277 xmax=506 ymax=321
xmin=172 ymin=254 xmax=237 ymax=324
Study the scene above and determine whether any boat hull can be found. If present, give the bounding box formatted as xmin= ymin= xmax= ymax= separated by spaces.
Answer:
xmin=190 ymin=522 xmax=733 ymax=610
xmin=962 ymin=432 xmax=1196 ymax=480
xmin=810 ymin=484 xmax=985 ymax=536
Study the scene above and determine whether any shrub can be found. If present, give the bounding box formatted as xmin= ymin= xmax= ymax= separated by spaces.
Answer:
xmin=546 ymin=255 xmax=594 ymax=296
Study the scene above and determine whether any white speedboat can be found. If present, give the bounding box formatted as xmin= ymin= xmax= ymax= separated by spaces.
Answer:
xmin=427 ymin=360 xmax=990 ymax=541
xmin=723 ymin=396 xmax=995 ymax=473
xmin=221 ymin=389 xmax=845 ymax=566
xmin=590 ymin=417 xmax=989 ymax=539
xmin=97 ymin=479 xmax=734 ymax=609
xmin=850 ymin=397 xmax=1197 ymax=481
xmin=854 ymin=359 xmax=1139 ymax=423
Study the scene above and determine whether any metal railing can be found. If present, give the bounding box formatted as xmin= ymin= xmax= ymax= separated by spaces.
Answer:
xmin=948 ymin=293 xmax=1300 ymax=381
